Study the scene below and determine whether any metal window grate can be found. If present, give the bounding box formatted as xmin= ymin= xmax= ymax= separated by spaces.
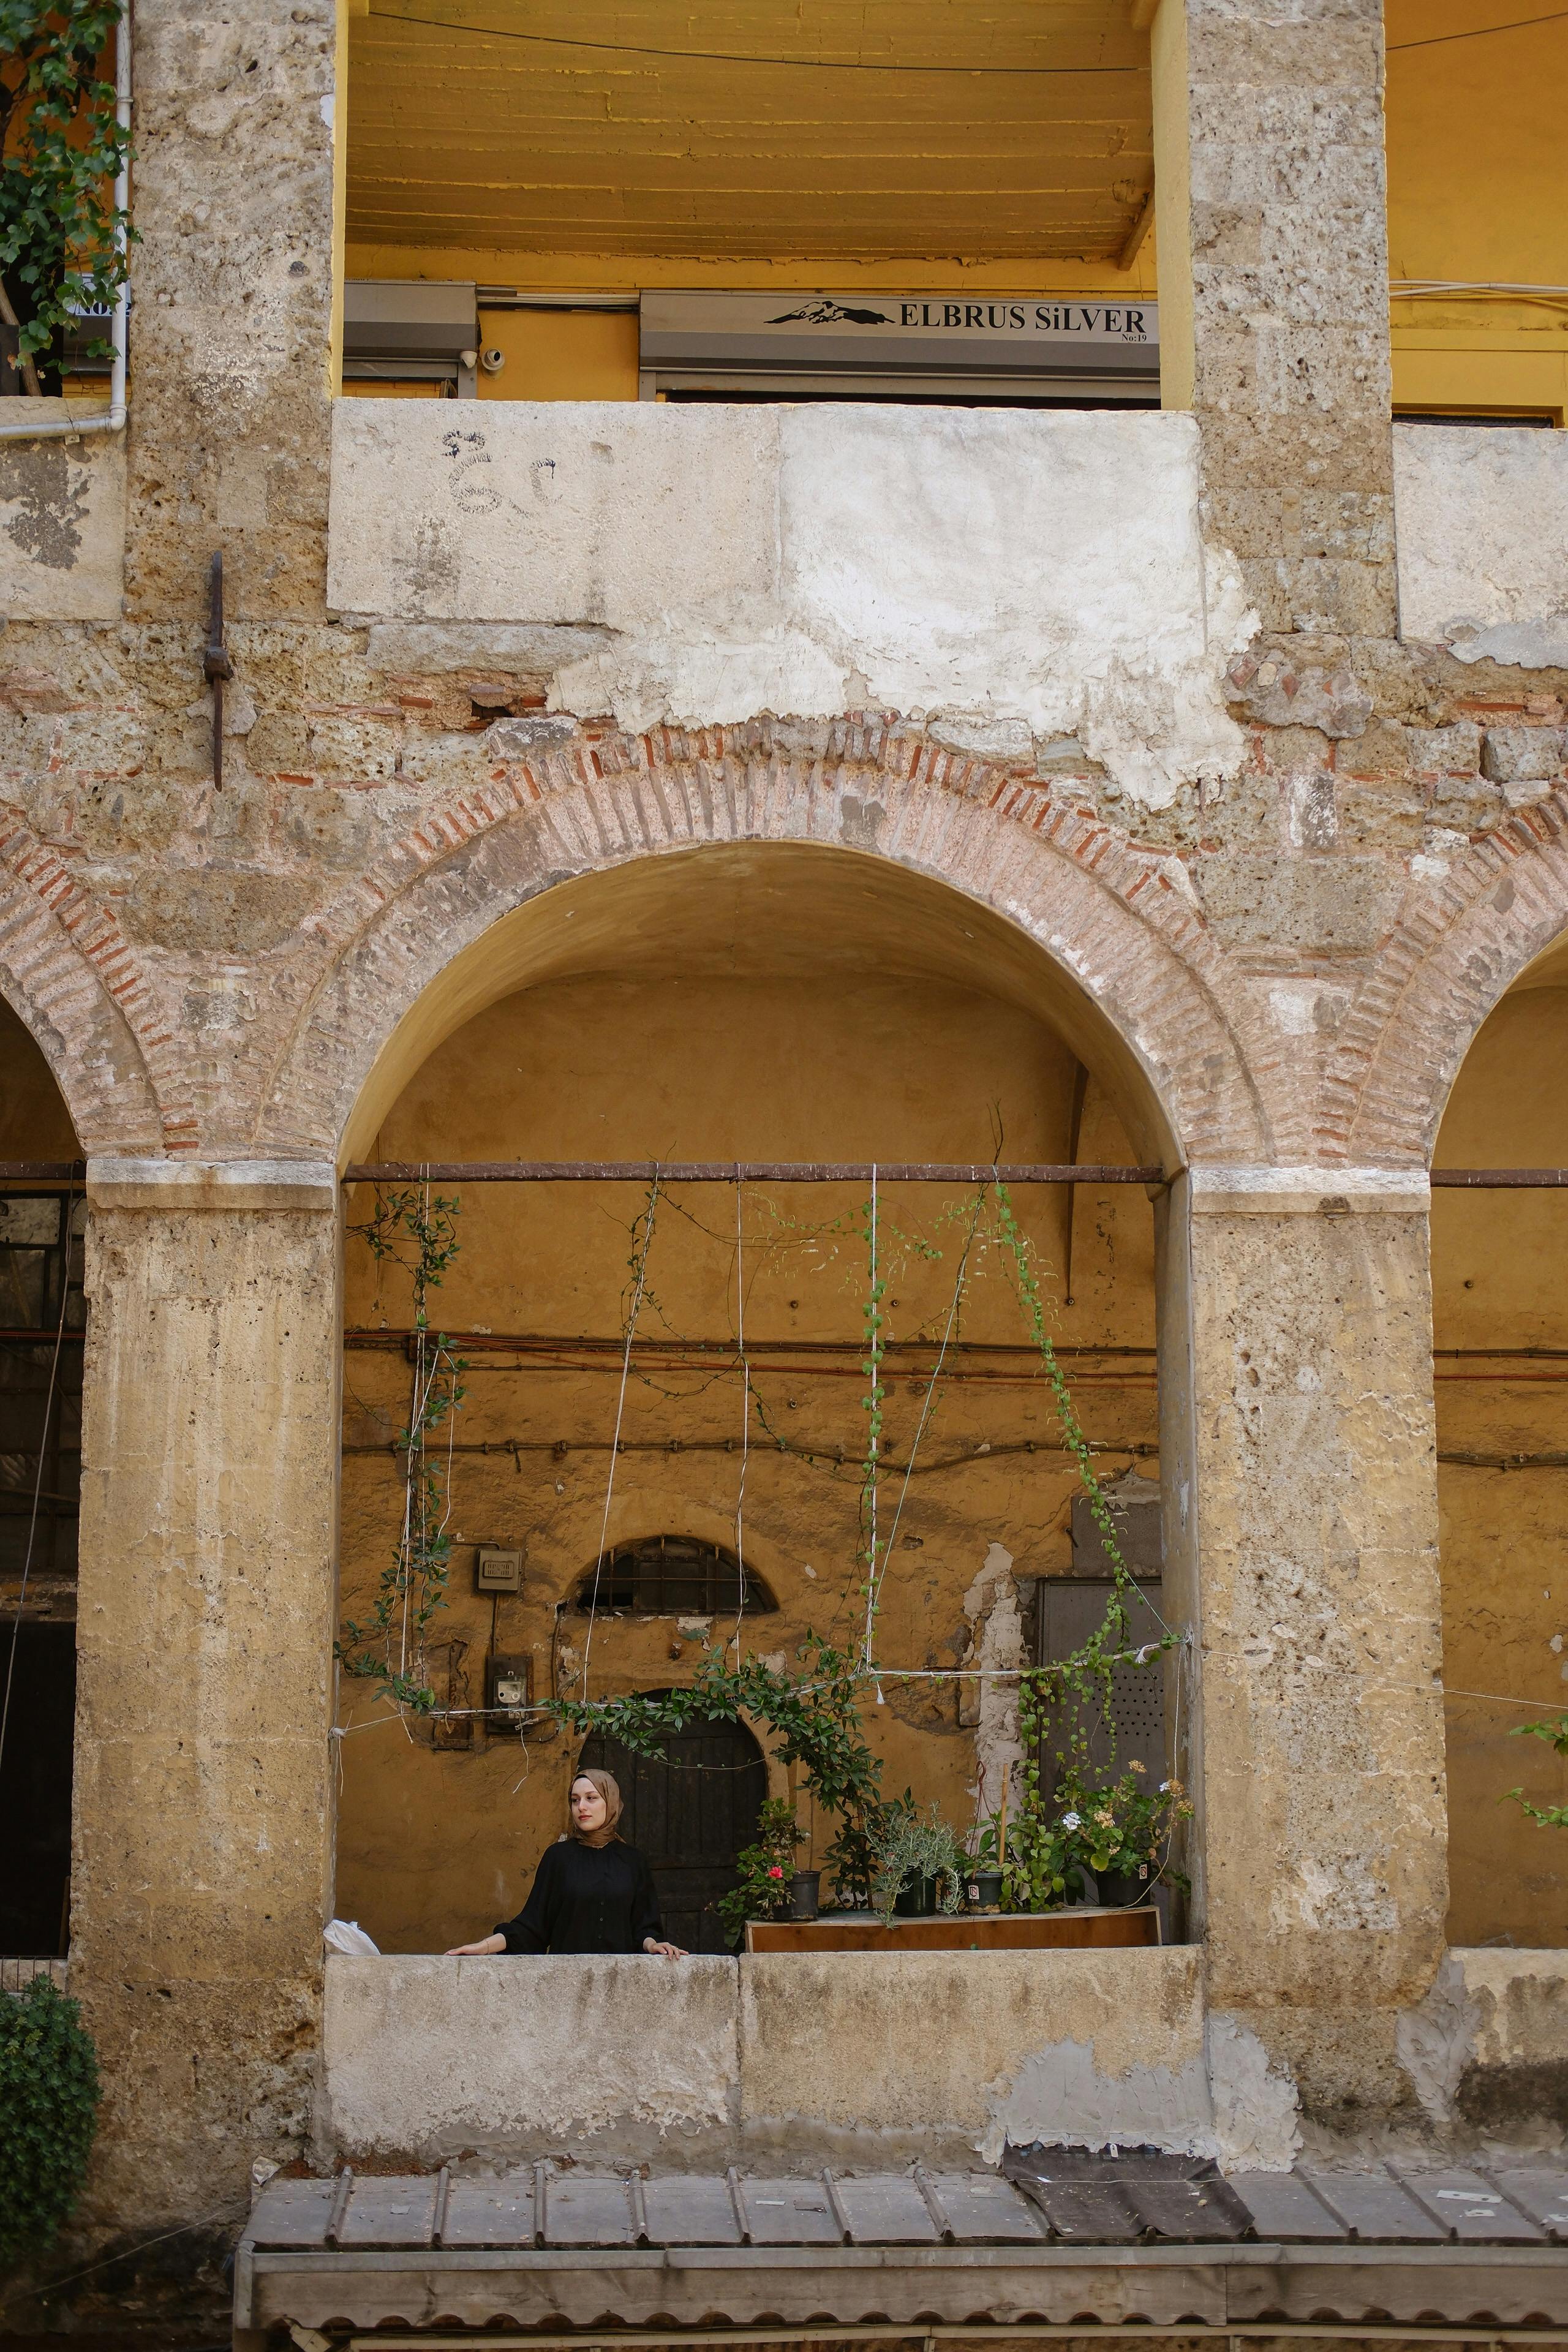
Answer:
xmin=573 ymin=1534 xmax=777 ymax=1617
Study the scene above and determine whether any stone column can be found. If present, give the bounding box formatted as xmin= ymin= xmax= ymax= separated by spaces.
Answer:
xmin=125 ymin=0 xmax=339 ymax=622
xmin=70 ymin=1163 xmax=340 ymax=2233
xmin=1159 ymin=1167 xmax=1448 ymax=2127
xmin=1150 ymin=0 xmax=1395 ymax=637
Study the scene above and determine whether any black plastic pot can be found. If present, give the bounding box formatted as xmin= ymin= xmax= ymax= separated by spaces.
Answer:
xmin=893 ymin=1871 xmax=941 ymax=1917
xmin=967 ymin=1868 xmax=1005 ymax=1912
xmin=1096 ymin=1868 xmax=1154 ymax=1909
xmin=789 ymin=1868 xmax=821 ymax=1921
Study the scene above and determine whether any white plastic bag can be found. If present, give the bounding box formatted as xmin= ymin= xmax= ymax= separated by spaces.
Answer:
xmin=323 ymin=1917 xmax=380 ymax=1956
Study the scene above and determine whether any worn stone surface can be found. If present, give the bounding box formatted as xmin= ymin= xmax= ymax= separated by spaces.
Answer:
xmin=1393 ymin=423 xmax=1568 ymax=654
xmin=322 ymin=1954 xmax=739 ymax=2166
xmin=328 ymin=401 xmax=1251 ymax=807
xmin=1170 ymin=2 xmax=1396 ymax=638
xmin=2 ymin=0 xmax=1567 ymax=2282
xmin=0 ymin=404 xmax=126 ymax=618
xmin=320 ymin=1948 xmax=1220 ymax=2171
xmin=69 ymin=1202 xmax=339 ymax=2231
xmin=1178 ymin=1184 xmax=1447 ymax=2128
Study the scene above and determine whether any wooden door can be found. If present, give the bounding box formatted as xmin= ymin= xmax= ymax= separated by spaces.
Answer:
xmin=579 ymin=1706 xmax=767 ymax=1953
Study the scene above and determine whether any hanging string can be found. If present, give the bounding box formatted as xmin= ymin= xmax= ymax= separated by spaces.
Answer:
xmin=859 ymin=1164 xmax=881 ymax=1670
xmin=731 ymin=1167 xmax=749 ymax=1656
xmin=581 ymin=1170 xmax=661 ymax=1695
xmin=868 ymin=1177 xmax=991 ymax=1653
xmin=0 ymin=1179 xmax=77 ymax=1782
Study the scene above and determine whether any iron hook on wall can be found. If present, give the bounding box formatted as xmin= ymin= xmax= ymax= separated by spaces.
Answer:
xmin=203 ymin=550 xmax=234 ymax=785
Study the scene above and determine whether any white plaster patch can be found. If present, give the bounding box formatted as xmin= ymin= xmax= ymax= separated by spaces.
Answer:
xmin=1396 ymin=1950 xmax=1481 ymax=2125
xmin=1394 ymin=424 xmax=1568 ymax=654
xmin=328 ymin=401 xmax=1251 ymax=806
xmin=978 ymin=2037 xmax=1213 ymax=2166
xmin=1205 ymin=2012 xmax=1301 ymax=2173
xmin=960 ymin=1540 xmax=1023 ymax=1812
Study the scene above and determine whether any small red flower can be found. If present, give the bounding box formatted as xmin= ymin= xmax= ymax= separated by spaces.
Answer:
xmin=767 ymin=1864 xmax=785 ymax=1879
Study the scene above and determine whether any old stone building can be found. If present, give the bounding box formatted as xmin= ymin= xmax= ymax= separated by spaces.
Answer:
xmin=1 ymin=0 xmax=1566 ymax=2345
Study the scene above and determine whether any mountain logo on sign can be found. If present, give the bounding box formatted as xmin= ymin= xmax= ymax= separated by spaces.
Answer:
xmin=767 ymin=300 xmax=892 ymax=326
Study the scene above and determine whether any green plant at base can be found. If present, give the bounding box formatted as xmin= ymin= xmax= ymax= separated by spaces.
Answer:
xmin=337 ymin=1187 xmax=466 ymax=1713
xmin=718 ymin=1796 xmax=804 ymax=1940
xmin=0 ymin=1975 xmax=100 ymax=2269
xmin=0 ymin=2 xmax=132 ymax=390
xmin=869 ymin=1801 xmax=966 ymax=1923
xmin=1502 ymin=1715 xmax=1568 ymax=1831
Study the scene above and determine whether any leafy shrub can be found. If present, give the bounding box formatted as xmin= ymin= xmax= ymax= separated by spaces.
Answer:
xmin=0 ymin=1975 xmax=100 ymax=2269
xmin=717 ymin=1796 xmax=803 ymax=1940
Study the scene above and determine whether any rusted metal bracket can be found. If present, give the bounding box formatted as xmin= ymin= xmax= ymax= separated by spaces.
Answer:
xmin=203 ymin=549 xmax=233 ymax=785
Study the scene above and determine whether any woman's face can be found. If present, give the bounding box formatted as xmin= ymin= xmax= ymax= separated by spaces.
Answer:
xmin=571 ymin=1777 xmax=609 ymax=1835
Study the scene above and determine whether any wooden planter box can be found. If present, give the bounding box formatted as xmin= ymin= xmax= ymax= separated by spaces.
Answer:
xmin=744 ymin=1907 xmax=1160 ymax=1953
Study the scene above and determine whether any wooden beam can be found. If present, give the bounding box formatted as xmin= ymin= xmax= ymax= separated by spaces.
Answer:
xmin=1117 ymin=189 xmax=1155 ymax=271
xmin=1130 ymin=0 xmax=1161 ymax=28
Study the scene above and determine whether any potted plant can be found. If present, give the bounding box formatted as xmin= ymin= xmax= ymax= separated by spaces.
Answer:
xmin=718 ymin=1796 xmax=804 ymax=1944
xmin=1063 ymin=1762 xmax=1193 ymax=1905
xmin=870 ymin=1803 xmax=968 ymax=1924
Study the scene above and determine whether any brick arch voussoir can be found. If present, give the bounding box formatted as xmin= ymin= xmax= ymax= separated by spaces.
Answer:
xmin=0 ymin=823 xmax=173 ymax=1155
xmin=257 ymin=719 xmax=1280 ymax=1167
xmin=1330 ymin=791 xmax=1568 ymax=1165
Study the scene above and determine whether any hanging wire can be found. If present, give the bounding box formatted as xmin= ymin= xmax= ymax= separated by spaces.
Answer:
xmin=859 ymin=1164 xmax=880 ymax=1671
xmin=867 ymin=1177 xmax=990 ymax=1649
xmin=0 ymin=1180 xmax=76 ymax=1782
xmin=581 ymin=1171 xmax=661 ymax=1694
xmin=731 ymin=1168 xmax=749 ymax=1656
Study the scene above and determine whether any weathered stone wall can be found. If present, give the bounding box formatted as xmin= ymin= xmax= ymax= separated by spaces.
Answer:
xmin=320 ymin=1947 xmax=1235 ymax=2173
xmin=0 ymin=0 xmax=1565 ymax=2273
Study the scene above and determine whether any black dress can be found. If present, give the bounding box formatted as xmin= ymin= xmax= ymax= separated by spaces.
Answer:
xmin=494 ymin=1837 xmax=665 ymax=1954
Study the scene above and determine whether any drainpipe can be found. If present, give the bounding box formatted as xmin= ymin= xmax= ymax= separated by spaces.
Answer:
xmin=0 ymin=6 xmax=131 ymax=443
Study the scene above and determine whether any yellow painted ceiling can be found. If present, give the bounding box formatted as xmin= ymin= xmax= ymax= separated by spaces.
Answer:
xmin=346 ymin=1 xmax=1152 ymax=263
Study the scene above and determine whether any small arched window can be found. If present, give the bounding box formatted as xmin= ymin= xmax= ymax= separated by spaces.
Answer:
xmin=571 ymin=1534 xmax=778 ymax=1617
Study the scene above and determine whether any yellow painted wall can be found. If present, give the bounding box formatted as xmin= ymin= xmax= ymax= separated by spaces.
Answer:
xmin=334 ymin=967 xmax=1158 ymax=1954
xmin=0 ymin=998 xmax=79 ymax=1159
xmin=1385 ymin=2 xmax=1568 ymax=421
xmin=1434 ymin=981 xmax=1568 ymax=1947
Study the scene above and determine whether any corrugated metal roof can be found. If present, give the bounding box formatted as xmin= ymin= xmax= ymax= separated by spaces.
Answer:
xmin=247 ymin=2152 xmax=1568 ymax=2253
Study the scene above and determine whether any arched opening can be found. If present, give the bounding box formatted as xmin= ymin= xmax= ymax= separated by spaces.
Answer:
xmin=331 ymin=843 xmax=1175 ymax=1956
xmin=1434 ymin=934 xmax=1568 ymax=1948
xmin=571 ymin=1535 xmax=778 ymax=1618
xmin=0 ymin=993 xmax=85 ymax=1962
xmin=579 ymin=1705 xmax=768 ymax=1954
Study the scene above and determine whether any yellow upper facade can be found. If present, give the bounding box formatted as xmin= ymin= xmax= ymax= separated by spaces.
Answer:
xmin=340 ymin=0 xmax=1567 ymax=419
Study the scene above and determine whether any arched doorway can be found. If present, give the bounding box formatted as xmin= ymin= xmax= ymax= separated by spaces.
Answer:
xmin=1433 ymin=932 xmax=1568 ymax=1947
xmin=329 ymin=840 xmax=1174 ymax=1954
xmin=580 ymin=1704 xmax=767 ymax=1954
xmin=0 ymin=992 xmax=85 ymax=1961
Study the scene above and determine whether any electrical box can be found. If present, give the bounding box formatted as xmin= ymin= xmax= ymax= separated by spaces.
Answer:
xmin=487 ymin=1655 xmax=531 ymax=1717
xmin=476 ymin=1548 xmax=522 ymax=1593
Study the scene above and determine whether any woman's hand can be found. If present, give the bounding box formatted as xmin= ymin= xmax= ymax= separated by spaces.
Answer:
xmin=445 ymin=1932 xmax=507 ymax=1956
xmin=643 ymin=1936 xmax=687 ymax=1959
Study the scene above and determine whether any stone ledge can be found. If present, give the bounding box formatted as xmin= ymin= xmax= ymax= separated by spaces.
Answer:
xmin=86 ymin=1156 xmax=338 ymax=1212
xmin=1187 ymin=1164 xmax=1431 ymax=1215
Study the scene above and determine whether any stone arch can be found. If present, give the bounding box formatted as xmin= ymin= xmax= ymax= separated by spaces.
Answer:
xmin=254 ymin=718 xmax=1282 ymax=1167
xmin=0 ymin=824 xmax=168 ymax=1155
xmin=1331 ymin=790 xmax=1568 ymax=1165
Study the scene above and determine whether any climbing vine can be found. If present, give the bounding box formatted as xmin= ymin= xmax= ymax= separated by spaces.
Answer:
xmin=1503 ymin=1714 xmax=1568 ymax=1832
xmin=337 ymin=1188 xmax=465 ymax=1714
xmin=554 ymin=1171 xmax=1179 ymax=1910
xmin=0 ymin=1 xmax=132 ymax=391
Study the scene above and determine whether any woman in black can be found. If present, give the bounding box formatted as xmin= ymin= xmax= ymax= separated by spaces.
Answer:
xmin=446 ymin=1769 xmax=687 ymax=1958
